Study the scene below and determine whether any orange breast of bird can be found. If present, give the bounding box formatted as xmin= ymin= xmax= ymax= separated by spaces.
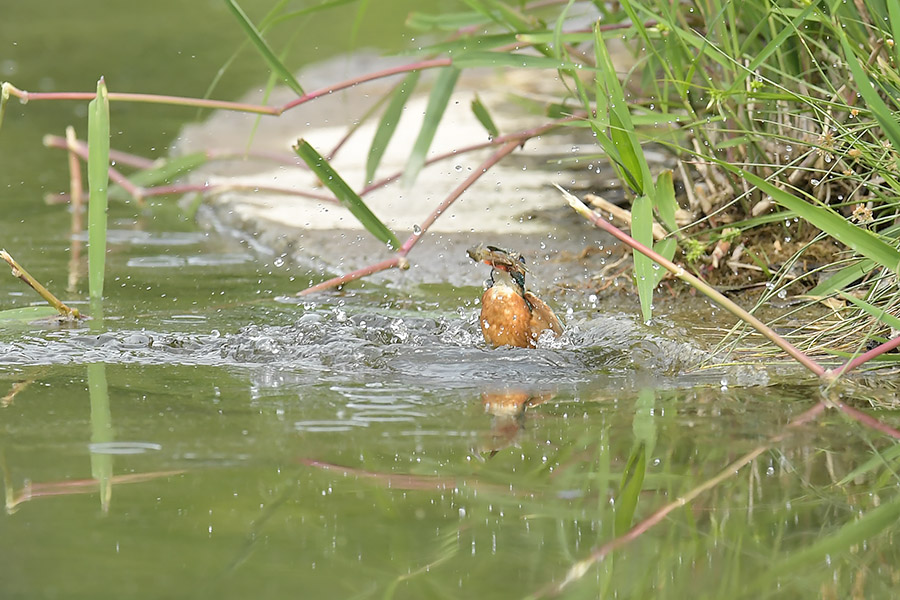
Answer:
xmin=480 ymin=286 xmax=533 ymax=348
xmin=480 ymin=287 xmax=562 ymax=348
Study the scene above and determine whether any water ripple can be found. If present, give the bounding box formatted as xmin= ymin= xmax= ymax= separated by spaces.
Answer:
xmin=0 ymin=308 xmax=737 ymax=386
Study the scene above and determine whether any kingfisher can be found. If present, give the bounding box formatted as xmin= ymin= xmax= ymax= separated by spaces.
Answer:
xmin=467 ymin=244 xmax=563 ymax=348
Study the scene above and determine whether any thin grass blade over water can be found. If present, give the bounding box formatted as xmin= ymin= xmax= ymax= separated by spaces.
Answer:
xmin=470 ymin=94 xmax=499 ymax=138
xmin=224 ymin=0 xmax=305 ymax=97
xmin=403 ymin=67 xmax=460 ymax=188
xmin=294 ymin=139 xmax=399 ymax=250
xmin=366 ymin=71 xmax=419 ymax=184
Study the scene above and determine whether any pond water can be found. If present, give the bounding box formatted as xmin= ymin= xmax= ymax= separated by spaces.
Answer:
xmin=2 ymin=3 xmax=900 ymax=599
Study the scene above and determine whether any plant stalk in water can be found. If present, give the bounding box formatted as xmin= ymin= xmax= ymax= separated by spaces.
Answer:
xmin=0 ymin=250 xmax=80 ymax=320
xmin=87 ymin=78 xmax=110 ymax=300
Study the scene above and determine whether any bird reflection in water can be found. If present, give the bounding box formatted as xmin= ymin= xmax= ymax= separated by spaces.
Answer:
xmin=479 ymin=389 xmax=555 ymax=457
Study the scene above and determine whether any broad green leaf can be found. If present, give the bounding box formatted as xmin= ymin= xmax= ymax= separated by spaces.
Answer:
xmin=807 ymin=259 xmax=874 ymax=297
xmin=737 ymin=169 xmax=900 ymax=275
xmin=366 ymin=71 xmax=419 ymax=184
xmin=88 ymin=77 xmax=110 ymax=301
xmin=839 ymin=34 xmax=900 ymax=150
xmin=293 ymin=140 xmax=399 ymax=250
xmin=403 ymin=67 xmax=460 ymax=188
xmin=225 ymin=0 xmax=305 ymax=97
xmin=470 ymin=94 xmax=499 ymax=138
xmin=0 ymin=306 xmax=61 ymax=322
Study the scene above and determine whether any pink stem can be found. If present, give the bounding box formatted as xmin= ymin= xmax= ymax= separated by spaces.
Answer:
xmin=399 ymin=139 xmax=522 ymax=257
xmin=829 ymin=335 xmax=900 ymax=378
xmin=829 ymin=397 xmax=900 ymax=439
xmin=297 ymin=257 xmax=402 ymax=296
xmin=4 ymin=58 xmax=451 ymax=117
xmin=282 ymin=58 xmax=452 ymax=112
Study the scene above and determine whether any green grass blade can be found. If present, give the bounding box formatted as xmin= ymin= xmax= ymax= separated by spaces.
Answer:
xmin=615 ymin=389 xmax=656 ymax=536
xmin=593 ymin=22 xmax=647 ymax=195
xmin=838 ymin=291 xmax=900 ymax=332
xmin=736 ymin=169 xmax=900 ymax=274
xmin=293 ymin=139 xmax=399 ymax=250
xmin=807 ymin=259 xmax=874 ymax=297
xmin=88 ymin=77 xmax=110 ymax=301
xmin=838 ymin=442 xmax=900 ymax=485
xmin=615 ymin=442 xmax=646 ymax=536
xmin=724 ymin=2 xmax=819 ymax=96
xmin=654 ymin=170 xmax=677 ymax=232
xmin=403 ymin=67 xmax=460 ymax=188
xmin=366 ymin=71 xmax=419 ymax=184
xmin=632 ymin=194 xmax=654 ymax=322
xmin=126 ymin=152 xmax=209 ymax=188
xmin=650 ymin=239 xmax=677 ymax=289
xmin=552 ymin=0 xmax=577 ymax=61
xmin=470 ymin=94 xmax=499 ymax=138
xmin=88 ymin=362 xmax=113 ymax=512
xmin=768 ymin=493 xmax=900 ymax=580
xmin=0 ymin=306 xmax=61 ymax=322
xmin=225 ymin=0 xmax=305 ymax=97
xmin=348 ymin=0 xmax=370 ymax=47
xmin=839 ymin=33 xmax=900 ymax=150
